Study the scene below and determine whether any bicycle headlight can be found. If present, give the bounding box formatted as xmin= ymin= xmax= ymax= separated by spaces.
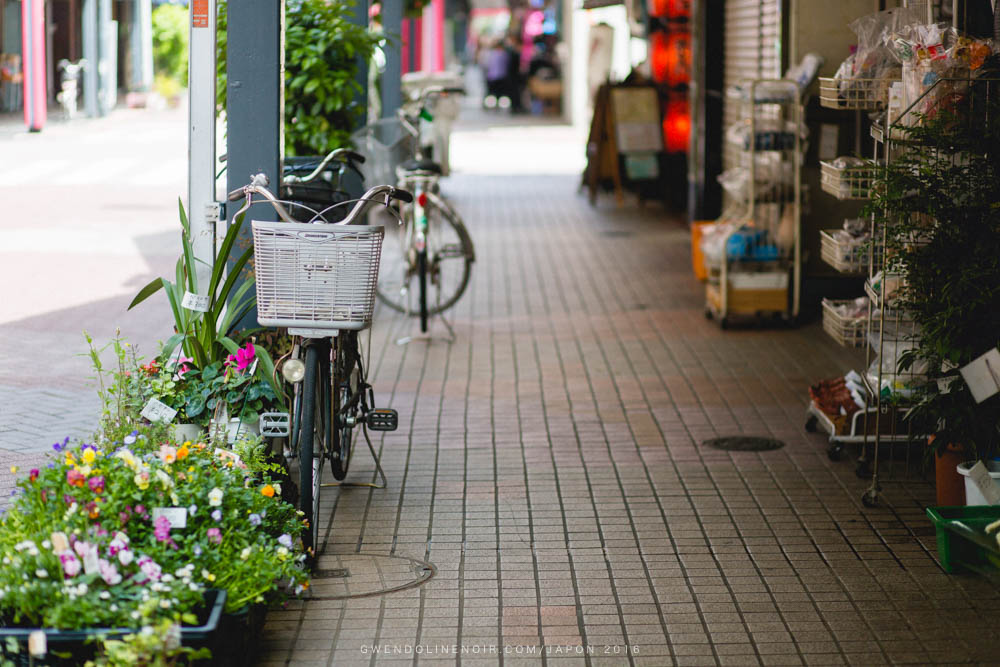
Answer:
xmin=282 ymin=359 xmax=306 ymax=384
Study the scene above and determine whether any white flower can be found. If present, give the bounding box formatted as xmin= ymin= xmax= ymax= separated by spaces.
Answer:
xmin=76 ymin=583 xmax=88 ymax=596
xmin=159 ymin=600 xmax=171 ymax=609
xmin=189 ymin=583 xmax=199 ymax=591
xmin=161 ymin=574 xmax=175 ymax=583
xmin=118 ymin=549 xmax=134 ymax=566
xmin=240 ymin=547 xmax=251 ymax=561
xmin=41 ymin=540 xmax=51 ymax=550
xmin=35 ymin=569 xmax=48 ymax=578
xmin=155 ymin=469 xmax=173 ymax=489
xmin=273 ymin=483 xmax=282 ymax=495
xmin=207 ymin=488 xmax=223 ymax=507
xmin=99 ymin=591 xmax=111 ymax=600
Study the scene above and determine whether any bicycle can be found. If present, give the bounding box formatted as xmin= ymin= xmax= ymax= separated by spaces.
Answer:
xmin=352 ymin=86 xmax=476 ymax=336
xmin=229 ymin=173 xmax=411 ymax=558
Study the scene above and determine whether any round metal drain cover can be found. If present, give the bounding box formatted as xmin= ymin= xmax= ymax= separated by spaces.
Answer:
xmin=705 ymin=436 xmax=785 ymax=452
xmin=306 ymin=553 xmax=435 ymax=600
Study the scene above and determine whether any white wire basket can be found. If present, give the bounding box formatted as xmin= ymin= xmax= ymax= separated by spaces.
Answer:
xmin=818 ymin=77 xmax=894 ymax=110
xmin=251 ymin=221 xmax=385 ymax=330
xmin=350 ymin=118 xmax=416 ymax=187
xmin=819 ymin=230 xmax=868 ymax=273
xmin=822 ymin=299 xmax=867 ymax=348
xmin=820 ymin=160 xmax=875 ymax=200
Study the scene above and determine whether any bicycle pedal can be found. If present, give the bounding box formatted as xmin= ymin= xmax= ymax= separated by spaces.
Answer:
xmin=367 ymin=409 xmax=398 ymax=431
xmin=259 ymin=412 xmax=291 ymax=437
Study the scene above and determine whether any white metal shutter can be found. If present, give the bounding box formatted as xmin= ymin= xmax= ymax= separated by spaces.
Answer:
xmin=722 ymin=0 xmax=782 ymax=171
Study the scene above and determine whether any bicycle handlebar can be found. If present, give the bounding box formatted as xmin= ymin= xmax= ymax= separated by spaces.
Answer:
xmin=228 ymin=173 xmax=412 ymax=225
xmin=283 ymin=148 xmax=366 ymax=185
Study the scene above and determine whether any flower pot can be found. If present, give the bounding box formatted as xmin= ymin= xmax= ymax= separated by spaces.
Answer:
xmin=957 ymin=460 xmax=1000 ymax=506
xmin=227 ymin=418 xmax=260 ymax=444
xmin=172 ymin=423 xmax=203 ymax=443
xmin=214 ymin=603 xmax=267 ymax=667
xmin=0 ymin=589 xmax=226 ymax=666
xmin=935 ymin=445 xmax=966 ymax=506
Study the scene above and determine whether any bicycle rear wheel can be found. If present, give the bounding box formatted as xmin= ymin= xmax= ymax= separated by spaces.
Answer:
xmin=376 ymin=193 xmax=474 ymax=316
xmin=297 ymin=342 xmax=330 ymax=558
xmin=331 ymin=333 xmax=360 ymax=481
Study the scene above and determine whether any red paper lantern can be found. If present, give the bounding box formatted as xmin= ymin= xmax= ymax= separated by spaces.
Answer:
xmin=648 ymin=0 xmax=691 ymax=18
xmin=647 ymin=0 xmax=669 ymax=17
xmin=663 ymin=99 xmax=690 ymax=153
xmin=650 ymin=31 xmax=691 ymax=86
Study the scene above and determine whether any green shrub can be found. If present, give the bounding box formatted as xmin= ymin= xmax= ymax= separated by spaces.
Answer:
xmin=217 ymin=0 xmax=381 ymax=156
xmin=151 ymin=3 xmax=189 ymax=87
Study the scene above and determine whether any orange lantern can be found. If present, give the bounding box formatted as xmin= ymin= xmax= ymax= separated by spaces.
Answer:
xmin=651 ymin=31 xmax=691 ymax=86
xmin=663 ymin=99 xmax=690 ymax=153
xmin=668 ymin=0 xmax=691 ymax=19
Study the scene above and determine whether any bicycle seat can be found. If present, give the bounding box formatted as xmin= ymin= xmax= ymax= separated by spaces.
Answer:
xmin=399 ymin=158 xmax=442 ymax=175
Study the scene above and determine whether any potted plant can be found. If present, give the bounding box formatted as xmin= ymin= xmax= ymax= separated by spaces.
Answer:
xmin=0 ymin=426 xmax=309 ymax=664
xmin=867 ymin=82 xmax=1000 ymax=504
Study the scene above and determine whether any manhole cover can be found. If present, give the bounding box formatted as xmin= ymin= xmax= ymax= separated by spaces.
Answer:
xmin=705 ymin=436 xmax=785 ymax=452
xmin=305 ymin=553 xmax=435 ymax=600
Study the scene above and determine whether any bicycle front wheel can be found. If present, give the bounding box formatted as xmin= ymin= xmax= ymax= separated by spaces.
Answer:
xmin=297 ymin=342 xmax=330 ymax=558
xmin=377 ymin=193 xmax=474 ymax=316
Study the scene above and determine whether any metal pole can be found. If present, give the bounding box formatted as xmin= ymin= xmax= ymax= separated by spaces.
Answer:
xmin=382 ymin=0 xmax=403 ymax=118
xmin=21 ymin=0 xmax=46 ymax=131
xmin=97 ymin=0 xmax=113 ymax=115
xmin=188 ymin=0 xmax=217 ymax=293
xmin=349 ymin=0 xmax=369 ymax=127
xmin=226 ymin=1 xmax=284 ymax=329
xmin=82 ymin=0 xmax=98 ymax=117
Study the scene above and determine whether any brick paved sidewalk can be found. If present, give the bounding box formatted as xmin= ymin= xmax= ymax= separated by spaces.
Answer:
xmin=256 ymin=173 xmax=1000 ymax=666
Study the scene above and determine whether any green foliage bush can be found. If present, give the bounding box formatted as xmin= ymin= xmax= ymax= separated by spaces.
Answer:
xmin=151 ymin=4 xmax=189 ymax=87
xmin=217 ymin=0 xmax=380 ymax=156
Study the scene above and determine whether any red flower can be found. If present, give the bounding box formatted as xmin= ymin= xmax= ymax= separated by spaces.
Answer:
xmin=66 ymin=469 xmax=86 ymax=488
xmin=28 ymin=469 xmax=39 ymax=482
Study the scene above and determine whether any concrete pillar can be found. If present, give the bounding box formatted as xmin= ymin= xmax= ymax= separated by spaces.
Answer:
xmin=130 ymin=0 xmax=153 ymax=91
xmin=381 ymin=0 xmax=403 ymax=118
xmin=82 ymin=0 xmax=98 ymax=116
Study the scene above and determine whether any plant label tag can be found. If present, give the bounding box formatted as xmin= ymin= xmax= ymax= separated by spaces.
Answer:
xmin=28 ymin=631 xmax=46 ymax=657
xmin=960 ymin=348 xmax=1000 ymax=403
xmin=141 ymin=398 xmax=178 ymax=424
xmin=968 ymin=461 xmax=1000 ymax=505
xmin=181 ymin=291 xmax=211 ymax=313
xmin=50 ymin=531 xmax=69 ymax=555
xmin=152 ymin=507 xmax=188 ymax=529
xmin=82 ymin=546 xmax=100 ymax=576
xmin=214 ymin=448 xmax=243 ymax=466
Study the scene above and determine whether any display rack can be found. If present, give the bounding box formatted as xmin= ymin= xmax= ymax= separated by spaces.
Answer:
xmin=706 ymin=79 xmax=801 ymax=328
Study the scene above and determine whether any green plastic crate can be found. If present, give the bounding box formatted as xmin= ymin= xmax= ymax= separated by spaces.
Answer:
xmin=926 ymin=505 xmax=1000 ymax=573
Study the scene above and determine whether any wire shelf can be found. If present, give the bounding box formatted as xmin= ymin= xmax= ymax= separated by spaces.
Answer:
xmin=818 ymin=77 xmax=894 ymax=110
xmin=820 ymin=160 xmax=875 ymax=200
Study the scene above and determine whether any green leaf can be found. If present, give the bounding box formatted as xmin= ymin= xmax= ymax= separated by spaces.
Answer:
xmin=128 ymin=277 xmax=165 ymax=310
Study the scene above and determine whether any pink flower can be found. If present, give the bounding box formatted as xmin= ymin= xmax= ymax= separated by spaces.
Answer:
xmin=98 ymin=559 xmax=122 ymax=585
xmin=158 ymin=445 xmax=177 ymax=464
xmin=87 ymin=476 xmax=105 ymax=494
xmin=135 ymin=505 xmax=147 ymax=517
xmin=28 ymin=469 xmax=39 ymax=482
xmin=60 ymin=552 xmax=81 ymax=577
xmin=206 ymin=527 xmax=222 ymax=545
xmin=153 ymin=516 xmax=171 ymax=543
xmin=108 ymin=533 xmax=129 ymax=556
xmin=226 ymin=341 xmax=256 ymax=372
xmin=137 ymin=556 xmax=162 ymax=582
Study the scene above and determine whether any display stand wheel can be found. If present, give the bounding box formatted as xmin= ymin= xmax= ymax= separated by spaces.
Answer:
xmin=805 ymin=415 xmax=818 ymax=433
xmin=827 ymin=443 xmax=843 ymax=461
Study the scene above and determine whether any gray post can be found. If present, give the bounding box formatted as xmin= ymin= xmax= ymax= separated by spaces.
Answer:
xmin=381 ymin=0 xmax=402 ymax=118
xmin=349 ymin=0 xmax=369 ymax=126
xmin=130 ymin=0 xmax=153 ymax=92
xmin=82 ymin=0 xmax=98 ymax=116
xmin=97 ymin=0 xmax=115 ymax=115
xmin=226 ymin=1 xmax=284 ymax=329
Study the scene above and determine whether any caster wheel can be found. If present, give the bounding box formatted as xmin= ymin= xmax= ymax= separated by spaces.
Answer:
xmin=827 ymin=444 xmax=843 ymax=461
xmin=720 ymin=317 xmax=729 ymax=330
xmin=805 ymin=415 xmax=818 ymax=433
xmin=861 ymin=489 xmax=879 ymax=508
xmin=705 ymin=309 xmax=713 ymax=320
xmin=855 ymin=460 xmax=871 ymax=479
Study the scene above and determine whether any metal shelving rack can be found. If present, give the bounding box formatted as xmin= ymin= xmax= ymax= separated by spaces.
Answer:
xmin=706 ymin=79 xmax=801 ymax=328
